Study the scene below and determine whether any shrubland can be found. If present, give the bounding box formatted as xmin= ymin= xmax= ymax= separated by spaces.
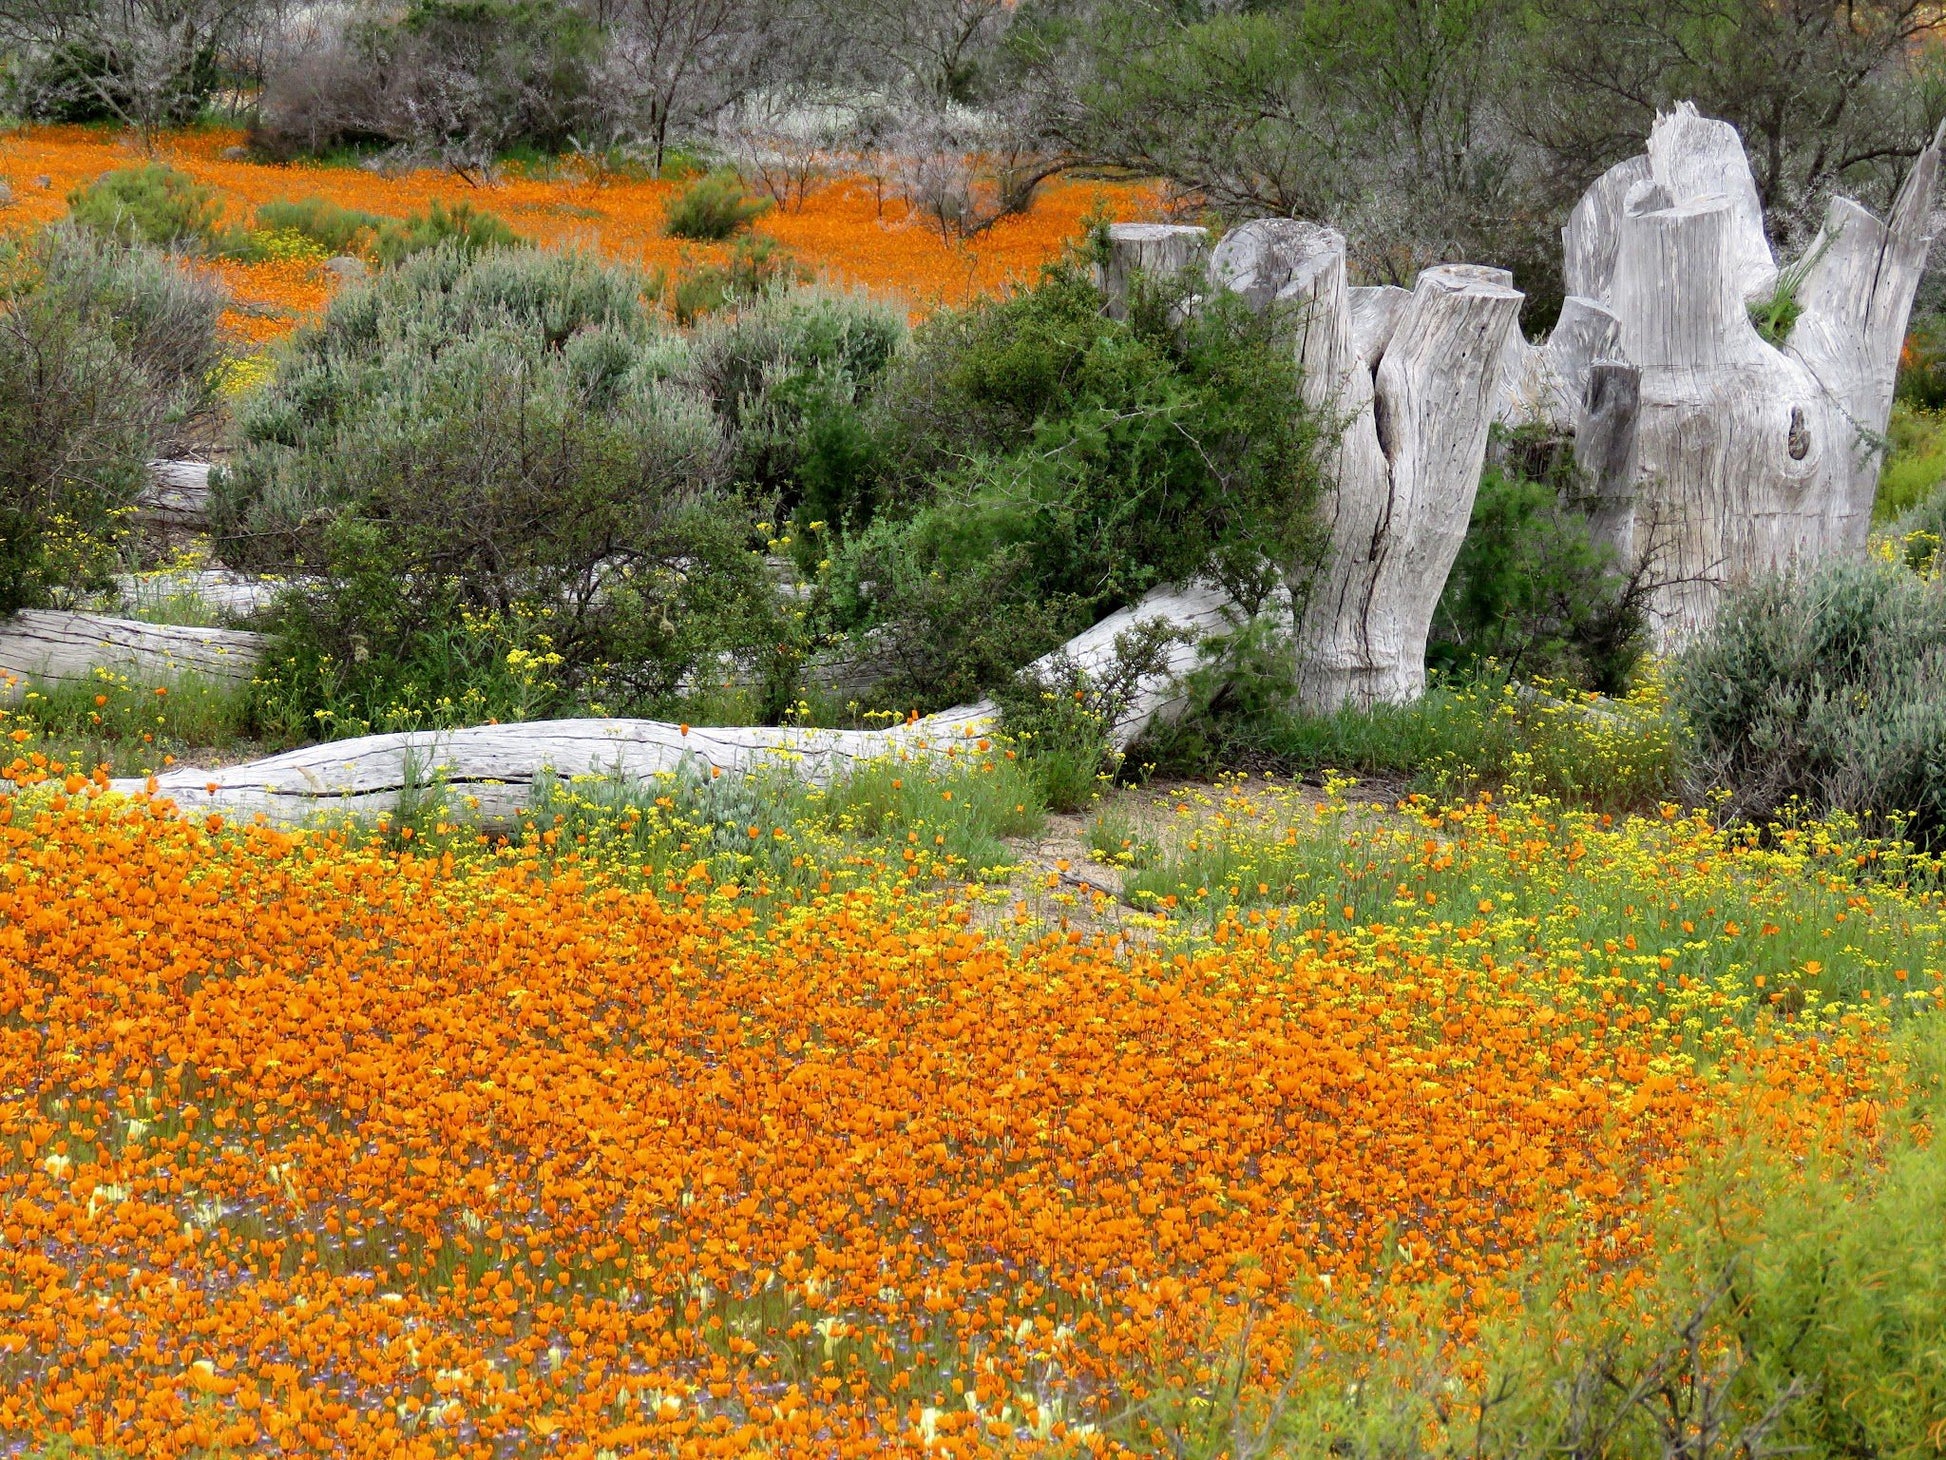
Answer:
xmin=0 ymin=224 xmax=224 ymax=614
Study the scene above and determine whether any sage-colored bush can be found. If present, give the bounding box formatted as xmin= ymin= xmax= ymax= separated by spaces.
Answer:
xmin=216 ymin=245 xmax=779 ymax=733
xmin=1673 ymin=555 xmax=1946 ymax=841
xmin=0 ymin=226 xmax=225 ymax=612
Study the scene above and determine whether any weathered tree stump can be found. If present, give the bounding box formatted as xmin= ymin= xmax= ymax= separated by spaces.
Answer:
xmin=1548 ymin=103 xmax=1943 ymax=644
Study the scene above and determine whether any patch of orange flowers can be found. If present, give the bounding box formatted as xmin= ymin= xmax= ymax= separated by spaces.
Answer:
xmin=0 ymin=776 xmax=1894 ymax=1457
xmin=2 ymin=127 xmax=1159 ymax=344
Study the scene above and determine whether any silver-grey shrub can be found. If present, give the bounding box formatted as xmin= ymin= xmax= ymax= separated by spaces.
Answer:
xmin=0 ymin=224 xmax=224 ymax=612
xmin=1673 ymin=556 xmax=1946 ymax=841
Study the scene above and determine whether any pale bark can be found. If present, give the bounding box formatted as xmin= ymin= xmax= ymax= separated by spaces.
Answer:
xmin=0 ymin=611 xmax=264 ymax=692
xmin=1095 ymin=223 xmax=1210 ymax=320
xmin=137 ymin=460 xmax=212 ymax=529
xmin=1211 ymin=219 xmax=1521 ymax=709
xmin=1549 ymin=105 xmax=1943 ymax=644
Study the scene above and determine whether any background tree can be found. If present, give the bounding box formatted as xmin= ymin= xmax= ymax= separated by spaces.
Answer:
xmin=0 ymin=0 xmax=266 ymax=147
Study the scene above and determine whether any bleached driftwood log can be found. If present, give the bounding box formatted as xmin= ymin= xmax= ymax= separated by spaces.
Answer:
xmin=0 ymin=611 xmax=264 ymax=692
xmin=115 ymin=569 xmax=289 ymax=619
xmin=136 ymin=460 xmax=213 ymax=529
xmin=1205 ymin=221 xmax=1522 ymax=708
xmin=1551 ymin=102 xmax=1943 ymax=644
xmin=113 ymin=582 xmax=1245 ymax=824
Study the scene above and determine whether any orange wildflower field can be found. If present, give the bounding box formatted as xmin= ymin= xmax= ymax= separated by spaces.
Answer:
xmin=1 ymin=126 xmax=1160 ymax=343
xmin=0 ymin=753 xmax=1922 ymax=1457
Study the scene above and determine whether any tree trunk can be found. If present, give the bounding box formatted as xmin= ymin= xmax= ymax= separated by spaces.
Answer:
xmin=0 ymin=611 xmax=264 ymax=693
xmin=1547 ymin=104 xmax=1943 ymax=646
xmin=1206 ymin=221 xmax=1520 ymax=709
xmin=1094 ymin=222 xmax=1210 ymax=320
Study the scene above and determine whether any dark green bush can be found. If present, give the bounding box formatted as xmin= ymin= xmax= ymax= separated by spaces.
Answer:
xmin=66 ymin=165 xmax=226 ymax=252
xmin=254 ymin=198 xmax=386 ymax=256
xmin=0 ymin=226 xmax=225 ymax=613
xmin=372 ymin=200 xmax=523 ymax=266
xmin=663 ymin=171 xmax=771 ymax=241
xmin=1673 ymin=555 xmax=1946 ymax=842
xmin=217 ymin=245 xmax=778 ymax=732
xmin=6 ymin=39 xmax=217 ymax=130
xmin=1896 ymin=311 xmax=1946 ymax=412
xmin=822 ymin=262 xmax=1324 ymax=709
xmin=1429 ymin=428 xmax=1649 ymax=693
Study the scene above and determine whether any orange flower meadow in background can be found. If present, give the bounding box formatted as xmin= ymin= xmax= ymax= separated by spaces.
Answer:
xmin=1 ymin=127 xmax=1161 ymax=343
xmin=0 ymin=776 xmax=1894 ymax=1458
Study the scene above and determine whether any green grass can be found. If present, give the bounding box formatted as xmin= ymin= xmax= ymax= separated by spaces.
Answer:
xmin=0 ymin=668 xmax=263 ymax=778
xmin=1137 ymin=672 xmax=1681 ymax=813
xmin=1876 ymin=400 xmax=1946 ymax=521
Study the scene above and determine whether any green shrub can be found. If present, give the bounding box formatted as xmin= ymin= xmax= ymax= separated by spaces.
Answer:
xmin=372 ymin=199 xmax=523 ymax=266
xmin=685 ymin=286 xmax=905 ymax=515
xmin=1429 ymin=428 xmax=1649 ymax=693
xmin=66 ymin=165 xmax=226 ymax=251
xmin=1673 ymin=555 xmax=1946 ymax=842
xmin=663 ymin=170 xmax=771 ymax=241
xmin=1875 ymin=399 xmax=1946 ymax=521
xmin=822 ymin=261 xmax=1324 ymax=710
xmin=1896 ymin=311 xmax=1946 ymax=411
xmin=254 ymin=197 xmax=385 ymax=256
xmin=671 ymin=235 xmax=808 ymax=324
xmin=0 ymin=226 xmax=225 ymax=612
xmin=217 ymin=245 xmax=779 ymax=733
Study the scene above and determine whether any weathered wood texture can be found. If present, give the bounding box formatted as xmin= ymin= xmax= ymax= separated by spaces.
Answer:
xmin=1205 ymin=223 xmax=1522 ymax=709
xmin=1094 ymin=223 xmax=1210 ymax=320
xmin=0 ymin=611 xmax=264 ymax=692
xmin=114 ymin=582 xmax=1241 ymax=823
xmin=136 ymin=460 xmax=213 ymax=528
xmin=1552 ymin=102 xmax=1942 ymax=644
xmin=116 ymin=569 xmax=288 ymax=619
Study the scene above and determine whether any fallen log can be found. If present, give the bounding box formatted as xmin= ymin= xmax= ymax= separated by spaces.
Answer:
xmin=136 ymin=460 xmax=213 ymax=529
xmin=0 ymin=611 xmax=264 ymax=693
xmin=113 ymin=582 xmax=1245 ymax=824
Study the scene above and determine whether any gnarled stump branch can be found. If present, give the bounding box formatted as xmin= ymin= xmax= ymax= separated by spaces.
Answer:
xmin=137 ymin=460 xmax=213 ymax=529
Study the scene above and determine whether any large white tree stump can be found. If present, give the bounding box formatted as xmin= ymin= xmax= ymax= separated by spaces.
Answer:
xmin=1205 ymin=221 xmax=1522 ymax=708
xmin=1552 ymin=103 xmax=1943 ymax=644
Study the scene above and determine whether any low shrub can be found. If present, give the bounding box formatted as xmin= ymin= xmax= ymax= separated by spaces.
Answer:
xmin=66 ymin=165 xmax=226 ymax=252
xmin=1429 ymin=427 xmax=1649 ymax=693
xmin=0 ymin=226 xmax=225 ymax=612
xmin=371 ymin=199 xmax=523 ymax=265
xmin=663 ymin=170 xmax=770 ymax=241
xmin=254 ymin=197 xmax=385 ymax=256
xmin=1673 ymin=554 xmax=1946 ymax=842
xmin=670 ymin=235 xmax=807 ymax=324
xmin=685 ymin=286 xmax=905 ymax=512
xmin=217 ymin=245 xmax=779 ymax=733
